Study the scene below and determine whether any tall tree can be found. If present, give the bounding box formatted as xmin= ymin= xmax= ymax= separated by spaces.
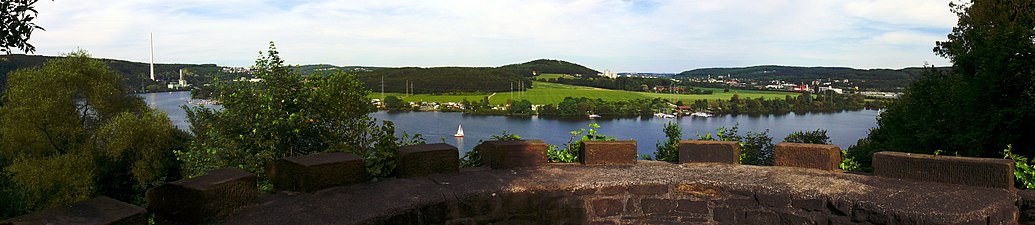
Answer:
xmin=181 ymin=42 xmax=387 ymax=185
xmin=1 ymin=0 xmax=46 ymax=54
xmin=849 ymin=0 xmax=1035 ymax=170
xmin=0 ymin=50 xmax=180 ymax=214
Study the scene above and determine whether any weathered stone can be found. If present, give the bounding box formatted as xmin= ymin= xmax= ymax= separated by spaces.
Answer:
xmin=146 ymin=167 xmax=257 ymax=224
xmin=210 ymin=163 xmax=1021 ymax=225
xmin=791 ymin=197 xmax=826 ymax=212
xmin=640 ymin=198 xmax=674 ymax=214
xmin=397 ymin=143 xmax=460 ymax=178
xmin=678 ymin=140 xmax=740 ymax=164
xmin=774 ymin=142 xmax=841 ymax=171
xmin=628 ymin=184 xmax=668 ymax=195
xmin=479 ymin=140 xmax=547 ymax=169
xmin=598 ymin=185 xmax=628 ymax=195
xmin=872 ymin=151 xmax=1015 ymax=190
xmin=592 ymin=199 xmax=624 ymax=217
xmin=755 ymin=191 xmax=791 ymax=207
xmin=675 ymin=200 xmax=708 ymax=214
xmin=743 ymin=210 xmax=779 ymax=225
xmin=268 ymin=152 xmax=366 ymax=192
xmin=1 ymin=196 xmax=145 ymax=225
xmin=580 ymin=140 xmax=637 ymax=165
xmin=712 ymin=206 xmax=737 ymax=223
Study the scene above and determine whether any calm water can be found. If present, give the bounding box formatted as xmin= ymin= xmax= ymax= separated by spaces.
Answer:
xmin=144 ymin=91 xmax=878 ymax=157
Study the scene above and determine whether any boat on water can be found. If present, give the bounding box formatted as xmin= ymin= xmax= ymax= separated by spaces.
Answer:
xmin=588 ymin=114 xmax=602 ymax=119
xmin=691 ymin=112 xmax=714 ymax=117
xmin=662 ymin=114 xmax=676 ymax=119
xmin=454 ymin=124 xmax=464 ymax=137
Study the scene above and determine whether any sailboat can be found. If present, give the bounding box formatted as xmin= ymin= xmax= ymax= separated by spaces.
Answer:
xmin=454 ymin=124 xmax=465 ymax=137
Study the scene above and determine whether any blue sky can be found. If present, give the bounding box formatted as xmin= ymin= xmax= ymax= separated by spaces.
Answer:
xmin=29 ymin=0 xmax=958 ymax=72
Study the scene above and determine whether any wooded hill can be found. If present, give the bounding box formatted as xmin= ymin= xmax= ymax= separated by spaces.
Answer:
xmin=345 ymin=59 xmax=597 ymax=94
xmin=0 ymin=54 xmax=239 ymax=92
xmin=498 ymin=59 xmax=600 ymax=77
xmin=676 ymin=65 xmax=950 ymax=90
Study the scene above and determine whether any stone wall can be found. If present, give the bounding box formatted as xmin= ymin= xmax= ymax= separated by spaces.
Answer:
xmin=4 ymin=140 xmax=1027 ymax=225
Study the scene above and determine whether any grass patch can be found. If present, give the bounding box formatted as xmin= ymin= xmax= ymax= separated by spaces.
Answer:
xmin=371 ymin=82 xmax=795 ymax=105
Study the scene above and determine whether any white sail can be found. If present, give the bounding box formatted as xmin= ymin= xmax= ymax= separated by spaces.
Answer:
xmin=454 ymin=124 xmax=464 ymax=137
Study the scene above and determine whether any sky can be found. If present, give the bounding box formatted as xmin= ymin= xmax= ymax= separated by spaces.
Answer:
xmin=27 ymin=0 xmax=959 ymax=72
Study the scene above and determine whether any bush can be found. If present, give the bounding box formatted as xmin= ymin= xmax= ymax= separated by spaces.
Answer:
xmin=653 ymin=122 xmax=681 ymax=162
xmin=1003 ymin=145 xmax=1035 ymax=189
xmin=548 ymin=123 xmax=613 ymax=163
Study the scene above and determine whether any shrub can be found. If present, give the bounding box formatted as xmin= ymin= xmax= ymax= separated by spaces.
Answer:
xmin=653 ymin=122 xmax=681 ymax=162
xmin=549 ymin=123 xmax=613 ymax=163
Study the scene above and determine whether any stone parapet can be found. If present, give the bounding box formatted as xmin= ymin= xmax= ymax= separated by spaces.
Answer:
xmin=579 ymin=140 xmax=637 ymax=165
xmin=396 ymin=143 xmax=460 ymax=177
xmin=268 ymin=152 xmax=367 ymax=192
xmin=214 ymin=162 xmax=1021 ymax=225
xmin=678 ymin=140 xmax=740 ymax=164
xmin=1 ymin=196 xmax=145 ymax=225
xmin=146 ymin=167 xmax=257 ymax=224
xmin=479 ymin=140 xmax=547 ymax=169
xmin=873 ymin=151 xmax=1015 ymax=190
xmin=774 ymin=142 xmax=841 ymax=171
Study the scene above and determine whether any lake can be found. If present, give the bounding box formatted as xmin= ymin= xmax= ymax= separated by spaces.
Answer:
xmin=144 ymin=91 xmax=878 ymax=157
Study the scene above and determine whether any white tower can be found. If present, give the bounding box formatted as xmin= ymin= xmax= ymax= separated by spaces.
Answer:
xmin=149 ymin=32 xmax=155 ymax=81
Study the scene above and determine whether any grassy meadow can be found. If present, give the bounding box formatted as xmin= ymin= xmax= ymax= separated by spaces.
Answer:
xmin=373 ymin=81 xmax=794 ymax=105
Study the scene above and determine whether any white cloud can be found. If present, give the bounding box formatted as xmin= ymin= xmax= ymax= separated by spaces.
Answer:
xmin=27 ymin=0 xmax=957 ymax=72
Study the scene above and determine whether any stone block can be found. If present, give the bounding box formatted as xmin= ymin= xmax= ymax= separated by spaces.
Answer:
xmin=774 ymin=142 xmax=841 ymax=171
xmin=678 ymin=140 xmax=740 ymax=164
xmin=1 ymin=196 xmax=145 ymax=225
xmin=592 ymin=199 xmax=624 ymax=217
xmin=675 ymin=200 xmax=708 ymax=214
xmin=872 ymin=151 xmax=1015 ymax=190
xmin=479 ymin=140 xmax=547 ymax=169
xmin=397 ymin=143 xmax=460 ymax=178
xmin=579 ymin=140 xmax=637 ymax=165
xmin=268 ymin=152 xmax=367 ymax=192
xmin=146 ymin=167 xmax=257 ymax=224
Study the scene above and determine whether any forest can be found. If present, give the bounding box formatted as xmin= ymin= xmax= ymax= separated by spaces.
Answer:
xmin=676 ymin=65 xmax=950 ymax=91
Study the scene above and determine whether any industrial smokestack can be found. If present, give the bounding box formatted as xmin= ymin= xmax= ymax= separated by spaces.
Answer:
xmin=150 ymin=32 xmax=155 ymax=81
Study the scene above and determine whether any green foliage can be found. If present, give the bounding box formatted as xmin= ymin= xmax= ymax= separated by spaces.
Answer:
xmin=461 ymin=131 xmax=522 ymax=168
xmin=1003 ymin=145 xmax=1035 ymax=189
xmin=363 ymin=122 xmax=425 ymax=181
xmin=548 ymin=123 xmax=614 ymax=163
xmin=839 ymin=149 xmax=861 ymax=172
xmin=784 ymin=129 xmax=831 ymax=144
xmin=696 ymin=124 xmax=774 ymax=166
xmin=1 ymin=0 xmax=45 ymax=54
xmin=852 ymin=0 xmax=1035 ymax=170
xmin=653 ymin=122 xmax=682 ymax=162
xmin=180 ymin=42 xmax=398 ymax=186
xmin=0 ymin=50 xmax=183 ymax=216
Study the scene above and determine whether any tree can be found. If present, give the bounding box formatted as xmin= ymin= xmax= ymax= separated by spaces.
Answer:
xmin=784 ymin=129 xmax=830 ymax=144
xmin=1 ymin=0 xmax=46 ymax=54
xmin=0 ymin=50 xmax=181 ymax=214
xmin=850 ymin=0 xmax=1035 ymax=170
xmin=383 ymin=95 xmax=404 ymax=109
xmin=654 ymin=122 xmax=681 ymax=162
xmin=180 ymin=42 xmax=392 ymax=186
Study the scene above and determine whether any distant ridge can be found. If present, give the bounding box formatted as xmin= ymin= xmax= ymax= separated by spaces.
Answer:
xmin=676 ymin=65 xmax=950 ymax=90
